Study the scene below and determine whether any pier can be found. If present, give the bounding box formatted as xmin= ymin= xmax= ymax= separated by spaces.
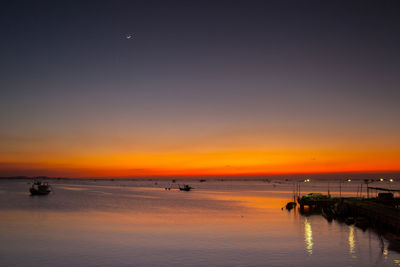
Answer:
xmin=296 ymin=190 xmax=400 ymax=235
xmin=340 ymin=198 xmax=400 ymax=234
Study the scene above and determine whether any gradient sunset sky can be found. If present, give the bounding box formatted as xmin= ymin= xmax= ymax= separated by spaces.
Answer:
xmin=1 ymin=0 xmax=400 ymax=177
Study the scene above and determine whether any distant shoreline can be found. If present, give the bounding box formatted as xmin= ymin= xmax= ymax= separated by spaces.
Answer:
xmin=2 ymin=171 xmax=400 ymax=181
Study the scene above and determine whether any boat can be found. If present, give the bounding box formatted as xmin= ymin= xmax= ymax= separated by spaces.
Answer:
xmin=30 ymin=180 xmax=51 ymax=195
xmin=322 ymin=207 xmax=334 ymax=222
xmin=179 ymin=184 xmax=192 ymax=191
xmin=286 ymin=202 xmax=297 ymax=210
xmin=298 ymin=193 xmax=330 ymax=201
xmin=297 ymin=193 xmax=334 ymax=210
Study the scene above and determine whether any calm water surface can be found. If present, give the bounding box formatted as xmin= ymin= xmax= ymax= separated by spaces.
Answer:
xmin=1 ymin=179 xmax=400 ymax=266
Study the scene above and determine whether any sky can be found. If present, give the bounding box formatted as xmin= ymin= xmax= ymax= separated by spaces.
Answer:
xmin=1 ymin=0 xmax=400 ymax=177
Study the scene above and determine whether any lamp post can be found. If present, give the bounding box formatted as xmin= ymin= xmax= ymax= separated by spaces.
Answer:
xmin=296 ymin=178 xmax=311 ymax=199
xmin=364 ymin=179 xmax=372 ymax=199
xmin=339 ymin=178 xmax=352 ymax=198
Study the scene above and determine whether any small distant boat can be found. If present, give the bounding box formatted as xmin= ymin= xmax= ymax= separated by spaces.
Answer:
xmin=30 ymin=180 xmax=52 ymax=195
xmin=286 ymin=202 xmax=297 ymax=210
xmin=179 ymin=184 xmax=192 ymax=191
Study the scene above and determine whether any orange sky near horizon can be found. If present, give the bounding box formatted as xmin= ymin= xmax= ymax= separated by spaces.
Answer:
xmin=1 ymin=147 xmax=399 ymax=177
xmin=1 ymin=114 xmax=400 ymax=177
xmin=1 ymin=107 xmax=400 ymax=178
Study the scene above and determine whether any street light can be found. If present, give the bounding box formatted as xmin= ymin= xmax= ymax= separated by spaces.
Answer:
xmin=364 ymin=179 xmax=372 ymax=198
xmin=339 ymin=178 xmax=352 ymax=198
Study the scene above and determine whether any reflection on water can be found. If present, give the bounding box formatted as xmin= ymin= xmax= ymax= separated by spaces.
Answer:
xmin=349 ymin=225 xmax=355 ymax=255
xmin=304 ymin=218 xmax=313 ymax=255
xmin=1 ymin=179 xmax=400 ymax=266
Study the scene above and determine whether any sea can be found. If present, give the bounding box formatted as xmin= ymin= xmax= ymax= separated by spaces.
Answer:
xmin=1 ymin=178 xmax=400 ymax=266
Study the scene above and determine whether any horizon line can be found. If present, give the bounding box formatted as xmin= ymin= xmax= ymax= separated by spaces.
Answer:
xmin=2 ymin=170 xmax=400 ymax=179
